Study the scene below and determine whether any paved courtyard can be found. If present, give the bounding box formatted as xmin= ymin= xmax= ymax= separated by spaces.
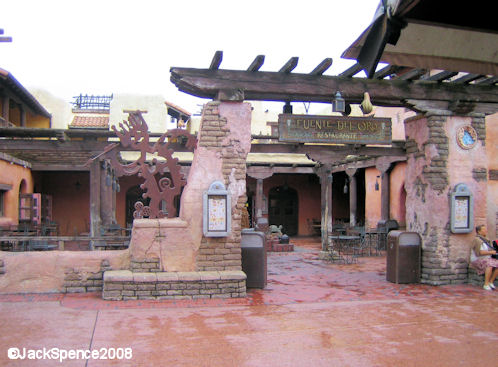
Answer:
xmin=0 ymin=238 xmax=497 ymax=366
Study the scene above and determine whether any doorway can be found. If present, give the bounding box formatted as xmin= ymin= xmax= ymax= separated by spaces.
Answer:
xmin=268 ymin=185 xmax=298 ymax=236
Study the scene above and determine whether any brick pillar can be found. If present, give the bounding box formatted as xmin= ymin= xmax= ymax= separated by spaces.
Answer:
xmin=193 ymin=101 xmax=252 ymax=271
xmin=404 ymin=114 xmax=488 ymax=285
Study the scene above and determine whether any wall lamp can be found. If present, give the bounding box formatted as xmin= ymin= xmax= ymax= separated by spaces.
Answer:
xmin=375 ymin=175 xmax=380 ymax=191
xmin=343 ymin=176 xmax=349 ymax=194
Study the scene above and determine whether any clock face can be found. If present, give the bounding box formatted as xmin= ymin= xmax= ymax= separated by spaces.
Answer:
xmin=456 ymin=126 xmax=477 ymax=150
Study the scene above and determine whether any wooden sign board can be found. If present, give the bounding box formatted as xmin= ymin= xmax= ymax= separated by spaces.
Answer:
xmin=278 ymin=114 xmax=392 ymax=145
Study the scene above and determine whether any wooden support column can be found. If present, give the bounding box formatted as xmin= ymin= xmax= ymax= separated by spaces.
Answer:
xmin=247 ymin=167 xmax=273 ymax=232
xmin=89 ymin=160 xmax=102 ymax=249
xmin=19 ymin=104 xmax=26 ymax=127
xmin=318 ymin=165 xmax=333 ymax=251
xmin=2 ymin=96 xmax=9 ymax=122
xmin=100 ymin=161 xmax=113 ymax=228
xmin=346 ymin=168 xmax=358 ymax=227
xmin=376 ymin=162 xmax=391 ymax=222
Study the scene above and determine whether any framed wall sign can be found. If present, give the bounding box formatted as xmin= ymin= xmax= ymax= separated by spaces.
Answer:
xmin=450 ymin=183 xmax=474 ymax=233
xmin=203 ymin=181 xmax=231 ymax=237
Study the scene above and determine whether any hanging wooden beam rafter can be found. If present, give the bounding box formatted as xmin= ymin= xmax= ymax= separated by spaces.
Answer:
xmin=310 ymin=58 xmax=333 ymax=76
xmin=209 ymin=50 xmax=223 ymax=70
xmin=279 ymin=57 xmax=298 ymax=73
xmin=247 ymin=55 xmax=265 ymax=72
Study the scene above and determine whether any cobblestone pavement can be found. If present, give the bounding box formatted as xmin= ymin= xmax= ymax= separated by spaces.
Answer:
xmin=1 ymin=238 xmax=497 ymax=366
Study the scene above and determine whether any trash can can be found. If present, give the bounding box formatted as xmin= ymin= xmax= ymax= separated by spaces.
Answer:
xmin=241 ymin=229 xmax=267 ymax=288
xmin=386 ymin=231 xmax=421 ymax=284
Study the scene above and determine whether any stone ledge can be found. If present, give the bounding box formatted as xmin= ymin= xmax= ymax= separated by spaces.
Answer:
xmin=103 ymin=270 xmax=247 ymax=300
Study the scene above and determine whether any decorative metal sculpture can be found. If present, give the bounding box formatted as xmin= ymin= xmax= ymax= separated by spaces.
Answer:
xmin=99 ymin=111 xmax=197 ymax=219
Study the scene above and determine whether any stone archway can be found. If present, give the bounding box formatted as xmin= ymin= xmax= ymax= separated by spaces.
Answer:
xmin=269 ymin=185 xmax=298 ymax=236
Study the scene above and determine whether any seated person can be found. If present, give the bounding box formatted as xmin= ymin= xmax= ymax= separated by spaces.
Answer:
xmin=470 ymin=225 xmax=498 ymax=290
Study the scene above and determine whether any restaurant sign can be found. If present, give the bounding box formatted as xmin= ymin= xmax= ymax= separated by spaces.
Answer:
xmin=278 ymin=114 xmax=392 ymax=145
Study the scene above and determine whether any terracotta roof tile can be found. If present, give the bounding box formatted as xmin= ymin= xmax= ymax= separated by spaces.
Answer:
xmin=70 ymin=115 xmax=109 ymax=128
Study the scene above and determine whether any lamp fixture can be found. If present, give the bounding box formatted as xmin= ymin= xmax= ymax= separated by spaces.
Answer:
xmin=343 ymin=177 xmax=349 ymax=194
xmin=283 ymin=101 xmax=293 ymax=114
xmin=375 ymin=175 xmax=380 ymax=191
xmin=333 ymin=91 xmax=345 ymax=113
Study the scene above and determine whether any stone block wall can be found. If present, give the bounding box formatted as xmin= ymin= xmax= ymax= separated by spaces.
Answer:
xmin=130 ymin=258 xmax=160 ymax=272
xmin=63 ymin=259 xmax=112 ymax=293
xmin=102 ymin=270 xmax=246 ymax=300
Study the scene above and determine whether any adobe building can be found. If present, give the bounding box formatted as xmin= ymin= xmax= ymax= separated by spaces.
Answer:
xmin=0 ymin=0 xmax=497 ymax=293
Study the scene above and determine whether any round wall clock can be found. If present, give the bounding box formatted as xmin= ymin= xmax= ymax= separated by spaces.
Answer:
xmin=456 ymin=125 xmax=477 ymax=150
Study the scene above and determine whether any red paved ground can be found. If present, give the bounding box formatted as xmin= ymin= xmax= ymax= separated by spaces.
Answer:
xmin=0 ymin=237 xmax=497 ymax=366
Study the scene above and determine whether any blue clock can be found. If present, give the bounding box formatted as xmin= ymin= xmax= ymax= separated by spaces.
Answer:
xmin=456 ymin=126 xmax=477 ymax=150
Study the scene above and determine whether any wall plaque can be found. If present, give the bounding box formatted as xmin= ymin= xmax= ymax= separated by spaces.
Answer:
xmin=278 ymin=114 xmax=392 ymax=145
xmin=450 ymin=183 xmax=474 ymax=234
xmin=203 ymin=181 xmax=231 ymax=237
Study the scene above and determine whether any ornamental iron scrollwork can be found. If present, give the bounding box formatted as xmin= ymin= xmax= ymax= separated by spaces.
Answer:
xmin=96 ymin=111 xmax=197 ymax=219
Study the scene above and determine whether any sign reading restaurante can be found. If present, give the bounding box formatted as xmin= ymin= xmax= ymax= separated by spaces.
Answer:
xmin=278 ymin=114 xmax=392 ymax=145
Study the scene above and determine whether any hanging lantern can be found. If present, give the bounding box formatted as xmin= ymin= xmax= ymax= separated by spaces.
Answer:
xmin=333 ymin=92 xmax=345 ymax=113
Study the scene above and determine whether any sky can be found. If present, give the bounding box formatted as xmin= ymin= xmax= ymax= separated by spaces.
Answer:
xmin=1 ymin=0 xmax=380 ymax=114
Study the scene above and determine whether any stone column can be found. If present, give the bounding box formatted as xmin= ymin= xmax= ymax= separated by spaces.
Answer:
xmin=404 ymin=113 xmax=488 ymax=285
xmin=346 ymin=168 xmax=357 ymax=227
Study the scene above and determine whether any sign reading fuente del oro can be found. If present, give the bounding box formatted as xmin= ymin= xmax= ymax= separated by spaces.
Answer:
xmin=278 ymin=114 xmax=392 ymax=145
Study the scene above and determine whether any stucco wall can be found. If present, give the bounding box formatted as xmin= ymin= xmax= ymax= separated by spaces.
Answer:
xmin=0 ymin=158 xmax=33 ymax=226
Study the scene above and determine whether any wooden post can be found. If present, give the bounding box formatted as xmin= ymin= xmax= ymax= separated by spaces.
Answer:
xmin=376 ymin=162 xmax=391 ymax=222
xmin=346 ymin=168 xmax=358 ymax=227
xmin=2 ymin=96 xmax=9 ymax=122
xmin=20 ymin=105 xmax=26 ymax=127
xmin=100 ymin=162 xmax=113 ymax=228
xmin=319 ymin=166 xmax=333 ymax=251
xmin=89 ymin=160 xmax=101 ymax=249
xmin=247 ymin=168 xmax=273 ymax=232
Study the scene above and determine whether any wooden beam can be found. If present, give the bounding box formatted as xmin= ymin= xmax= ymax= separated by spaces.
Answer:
xmin=170 ymin=67 xmax=498 ymax=110
xmin=395 ymin=68 xmax=427 ymax=81
xmin=209 ymin=51 xmax=223 ymax=70
xmin=339 ymin=63 xmax=362 ymax=77
xmin=247 ymin=55 xmax=265 ymax=72
xmin=424 ymin=71 xmax=458 ymax=82
xmin=279 ymin=57 xmax=298 ymax=73
xmin=451 ymin=73 xmax=482 ymax=84
xmin=310 ymin=58 xmax=332 ymax=76
xmin=475 ymin=76 xmax=498 ymax=85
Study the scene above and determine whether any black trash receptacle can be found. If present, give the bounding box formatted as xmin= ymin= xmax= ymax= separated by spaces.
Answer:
xmin=241 ymin=229 xmax=267 ymax=288
xmin=386 ymin=231 xmax=421 ymax=284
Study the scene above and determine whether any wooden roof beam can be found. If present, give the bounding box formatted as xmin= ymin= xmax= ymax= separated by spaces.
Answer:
xmin=451 ymin=73 xmax=483 ymax=84
xmin=170 ymin=66 xmax=498 ymax=113
xmin=424 ymin=71 xmax=458 ymax=82
xmin=209 ymin=51 xmax=223 ymax=70
xmin=395 ymin=68 xmax=427 ymax=81
xmin=310 ymin=58 xmax=333 ymax=76
xmin=247 ymin=55 xmax=265 ymax=72
xmin=339 ymin=63 xmax=363 ymax=77
xmin=279 ymin=57 xmax=298 ymax=73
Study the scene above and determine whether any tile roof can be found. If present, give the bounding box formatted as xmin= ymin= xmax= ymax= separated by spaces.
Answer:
xmin=70 ymin=115 xmax=109 ymax=129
